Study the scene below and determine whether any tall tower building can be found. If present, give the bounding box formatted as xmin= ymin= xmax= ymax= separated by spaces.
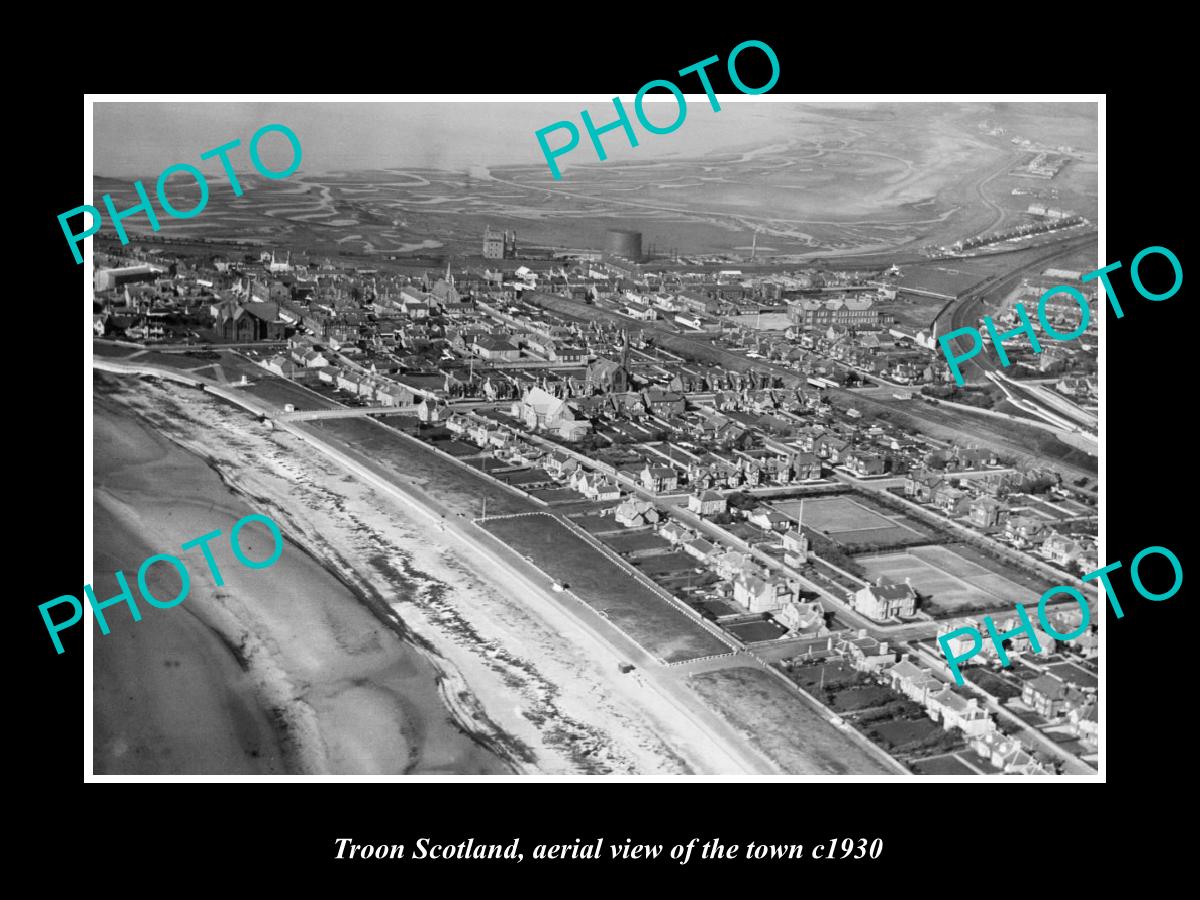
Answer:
xmin=483 ymin=226 xmax=517 ymax=259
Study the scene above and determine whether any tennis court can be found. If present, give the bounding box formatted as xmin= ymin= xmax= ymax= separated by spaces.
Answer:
xmin=772 ymin=495 xmax=923 ymax=545
xmin=857 ymin=545 xmax=1027 ymax=611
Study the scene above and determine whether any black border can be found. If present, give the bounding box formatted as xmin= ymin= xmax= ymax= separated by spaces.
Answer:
xmin=20 ymin=29 xmax=1188 ymax=888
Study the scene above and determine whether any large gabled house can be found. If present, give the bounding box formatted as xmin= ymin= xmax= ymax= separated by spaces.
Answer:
xmin=1041 ymin=531 xmax=1090 ymax=569
xmin=778 ymin=597 xmax=828 ymax=636
xmin=782 ymin=528 xmax=809 ymax=567
xmin=852 ymin=577 xmax=917 ymax=620
xmin=887 ymin=660 xmax=942 ymax=705
xmin=640 ymin=464 xmax=680 ymax=493
xmin=733 ymin=573 xmax=796 ymax=613
xmin=515 ymin=387 xmax=592 ymax=441
xmin=1021 ymin=674 xmax=1072 ymax=719
xmin=1005 ymin=515 xmax=1049 ymax=548
xmin=925 ymin=686 xmax=996 ymax=737
xmin=746 ymin=506 xmax=791 ymax=532
xmin=904 ymin=471 xmax=945 ymax=503
xmin=687 ymin=490 xmax=726 ymax=516
xmin=614 ymin=499 xmax=659 ymax=528
xmin=542 ymin=451 xmax=580 ymax=479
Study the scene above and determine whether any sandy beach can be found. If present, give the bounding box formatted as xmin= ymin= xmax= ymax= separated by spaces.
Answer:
xmin=94 ymin=373 xmax=752 ymax=774
xmin=94 ymin=388 xmax=509 ymax=774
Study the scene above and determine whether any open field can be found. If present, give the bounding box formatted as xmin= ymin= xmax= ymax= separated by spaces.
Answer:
xmin=1006 ymin=491 xmax=1094 ymax=522
xmin=726 ymin=620 xmax=788 ymax=643
xmin=528 ymin=487 xmax=577 ymax=503
xmin=241 ymin=377 xmax=342 ymax=412
xmin=600 ymin=531 xmax=671 ymax=554
xmin=827 ymin=684 xmax=895 ymax=712
xmin=912 ymin=754 xmax=978 ymax=775
xmin=633 ymin=551 xmax=700 ymax=577
xmin=303 ymin=417 xmax=533 ymax=518
xmin=964 ymin=667 xmax=1022 ymax=700
xmin=944 ymin=542 xmax=1058 ymax=597
xmin=478 ymin=514 xmax=728 ymax=663
xmin=570 ymin=513 xmax=622 ymax=535
xmin=869 ymin=716 xmax=950 ymax=752
xmin=495 ymin=468 xmax=552 ymax=486
xmin=787 ymin=660 xmax=861 ymax=692
xmin=775 ymin=495 xmax=924 ymax=548
xmin=857 ymin=545 xmax=1028 ymax=612
xmin=896 ymin=262 xmax=986 ymax=297
xmin=93 ymin=342 xmax=146 ymax=359
xmin=687 ymin=667 xmax=896 ymax=775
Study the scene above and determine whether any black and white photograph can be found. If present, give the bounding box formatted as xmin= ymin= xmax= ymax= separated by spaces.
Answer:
xmin=77 ymin=96 xmax=1109 ymax=780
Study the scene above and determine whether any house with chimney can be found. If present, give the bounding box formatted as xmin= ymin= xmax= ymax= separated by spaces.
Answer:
xmin=683 ymin=537 xmax=717 ymax=563
xmin=925 ymin=686 xmax=996 ymax=736
xmin=904 ymin=471 xmax=945 ymax=503
xmin=833 ymin=632 xmax=895 ymax=672
xmin=1005 ymin=515 xmax=1049 ymax=548
xmin=614 ymin=499 xmax=659 ymax=528
xmin=778 ymin=598 xmax=828 ymax=637
xmin=417 ymin=397 xmax=448 ymax=423
xmin=886 ymin=660 xmax=942 ymax=705
xmin=746 ymin=506 xmax=791 ymax=532
xmin=1021 ymin=674 xmax=1074 ymax=719
xmin=514 ymin=387 xmax=592 ymax=441
xmin=852 ymin=577 xmax=918 ymax=620
xmin=782 ymin=529 xmax=810 ymax=567
xmin=542 ymin=451 xmax=580 ymax=479
xmin=733 ymin=573 xmax=796 ymax=613
xmin=969 ymin=732 xmax=1053 ymax=775
xmin=688 ymin=490 xmax=726 ymax=516
xmin=641 ymin=464 xmax=680 ymax=493
xmin=969 ymin=496 xmax=1004 ymax=528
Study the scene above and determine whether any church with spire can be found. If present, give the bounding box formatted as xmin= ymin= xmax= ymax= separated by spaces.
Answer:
xmin=584 ymin=329 xmax=634 ymax=394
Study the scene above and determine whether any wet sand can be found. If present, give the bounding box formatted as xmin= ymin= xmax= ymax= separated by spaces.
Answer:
xmin=92 ymin=371 xmax=757 ymax=776
xmin=93 ymin=393 xmax=510 ymax=774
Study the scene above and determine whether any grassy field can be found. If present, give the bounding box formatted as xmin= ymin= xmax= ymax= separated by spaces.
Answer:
xmin=869 ymin=716 xmax=948 ymax=752
xmin=496 ymin=469 xmax=553 ymax=486
xmin=426 ymin=437 xmax=481 ymax=457
xmin=241 ymin=377 xmax=342 ymax=412
xmin=946 ymin=542 xmax=1058 ymax=596
xmin=478 ymin=514 xmax=729 ymax=663
xmin=570 ymin=514 xmax=621 ymax=535
xmin=599 ymin=531 xmax=671 ymax=554
xmin=857 ymin=547 xmax=1026 ymax=612
xmin=527 ymin=487 xmax=577 ymax=504
xmin=788 ymin=660 xmax=861 ymax=692
xmin=304 ymin=417 xmax=533 ymax=518
xmin=964 ymin=667 xmax=1022 ymax=700
xmin=93 ymin=342 xmax=145 ymax=359
xmin=827 ymin=684 xmax=896 ymax=712
xmin=632 ymin=552 xmax=699 ymax=577
xmin=687 ymin=666 xmax=896 ymax=775
xmin=911 ymin=754 xmax=978 ymax=775
xmin=727 ymin=620 xmax=788 ymax=642
xmin=774 ymin=496 xmax=924 ymax=549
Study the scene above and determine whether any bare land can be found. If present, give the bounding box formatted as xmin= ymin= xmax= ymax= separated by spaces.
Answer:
xmin=479 ymin=514 xmax=729 ymax=663
xmin=687 ymin=666 xmax=896 ymax=775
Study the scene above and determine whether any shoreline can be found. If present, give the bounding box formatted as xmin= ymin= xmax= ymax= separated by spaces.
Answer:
xmin=93 ymin=363 xmax=901 ymax=775
xmin=94 ymin=387 xmax=517 ymax=775
xmin=193 ymin=450 xmax=530 ymax=771
xmin=94 ymin=372 xmax=737 ymax=775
